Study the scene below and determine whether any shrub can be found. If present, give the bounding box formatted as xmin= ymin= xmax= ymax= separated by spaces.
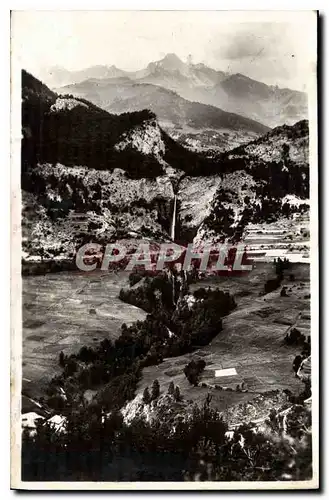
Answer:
xmin=64 ymin=358 xmax=78 ymax=377
xmin=174 ymin=386 xmax=182 ymax=402
xmin=172 ymin=288 xmax=235 ymax=350
xmin=143 ymin=387 xmax=151 ymax=404
xmin=285 ymin=328 xmax=305 ymax=346
xmin=151 ymin=379 xmax=160 ymax=400
xmin=120 ymin=272 xmax=175 ymax=313
xmin=168 ymin=381 xmax=175 ymax=395
xmin=274 ymin=257 xmax=291 ymax=277
xmin=184 ymin=359 xmax=206 ymax=386
xmin=98 ymin=369 xmax=141 ymax=411
xmin=128 ymin=269 xmax=147 ymax=287
xmin=59 ymin=351 xmax=65 ymax=367
xmin=293 ymin=355 xmax=303 ymax=374
xmin=264 ymin=276 xmax=281 ymax=294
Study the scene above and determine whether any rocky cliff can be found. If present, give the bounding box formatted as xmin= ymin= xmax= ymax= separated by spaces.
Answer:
xmin=22 ymin=70 xmax=310 ymax=264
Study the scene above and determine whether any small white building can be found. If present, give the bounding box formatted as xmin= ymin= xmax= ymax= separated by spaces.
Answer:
xmin=46 ymin=414 xmax=67 ymax=434
xmin=21 ymin=412 xmax=45 ymax=437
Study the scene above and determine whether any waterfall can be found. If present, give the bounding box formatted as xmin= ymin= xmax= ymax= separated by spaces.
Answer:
xmin=172 ymin=271 xmax=176 ymax=306
xmin=170 ymin=195 xmax=177 ymax=241
xmin=169 ymin=193 xmax=178 ymax=304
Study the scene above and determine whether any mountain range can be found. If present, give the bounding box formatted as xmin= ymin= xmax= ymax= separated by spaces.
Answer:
xmin=44 ymin=53 xmax=308 ymax=129
xmin=22 ymin=70 xmax=309 ymax=264
xmin=56 ymin=78 xmax=269 ymax=152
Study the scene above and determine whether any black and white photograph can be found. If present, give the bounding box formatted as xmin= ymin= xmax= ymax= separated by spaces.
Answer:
xmin=10 ymin=9 xmax=318 ymax=489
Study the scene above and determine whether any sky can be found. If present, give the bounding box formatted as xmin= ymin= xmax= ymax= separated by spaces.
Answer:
xmin=11 ymin=10 xmax=317 ymax=91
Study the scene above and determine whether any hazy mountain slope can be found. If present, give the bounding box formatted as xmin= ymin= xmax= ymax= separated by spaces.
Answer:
xmin=59 ymin=79 xmax=268 ymax=134
xmin=45 ymin=54 xmax=227 ymax=89
xmin=150 ymin=70 xmax=308 ymax=128
xmin=136 ymin=55 xmax=308 ymax=128
xmin=41 ymin=64 xmax=128 ymax=87
xmin=56 ymin=78 xmax=269 ymax=152
xmin=135 ymin=53 xmax=222 ymax=91
xmin=209 ymin=73 xmax=308 ymax=128
xmin=45 ymin=53 xmax=307 ymax=128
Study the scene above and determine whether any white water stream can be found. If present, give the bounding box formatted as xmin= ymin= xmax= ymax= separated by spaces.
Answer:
xmin=170 ymin=195 xmax=177 ymax=241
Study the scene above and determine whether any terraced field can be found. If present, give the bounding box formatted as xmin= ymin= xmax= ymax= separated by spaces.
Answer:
xmin=245 ymin=212 xmax=310 ymax=263
xmin=138 ymin=262 xmax=310 ymax=411
xmin=22 ymin=270 xmax=146 ymax=399
xmin=22 ymin=261 xmax=310 ymax=414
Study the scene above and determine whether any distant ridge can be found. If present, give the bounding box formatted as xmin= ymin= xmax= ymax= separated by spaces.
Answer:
xmin=42 ymin=53 xmax=308 ymax=128
xmin=57 ymin=78 xmax=269 ymax=135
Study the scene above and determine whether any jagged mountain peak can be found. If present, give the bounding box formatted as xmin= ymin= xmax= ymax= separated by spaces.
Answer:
xmin=191 ymin=62 xmax=207 ymax=69
xmin=42 ymin=55 xmax=307 ymax=128
xmin=148 ymin=53 xmax=187 ymax=74
xmin=160 ymin=53 xmax=184 ymax=66
xmin=230 ymin=72 xmax=251 ymax=80
xmin=80 ymin=64 xmax=126 ymax=79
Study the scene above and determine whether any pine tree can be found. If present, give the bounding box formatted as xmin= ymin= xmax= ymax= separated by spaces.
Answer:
xmin=143 ymin=387 xmax=151 ymax=404
xmin=168 ymin=381 xmax=175 ymax=396
xmin=174 ymin=385 xmax=181 ymax=402
xmin=151 ymin=379 xmax=160 ymax=400
xmin=59 ymin=351 xmax=65 ymax=367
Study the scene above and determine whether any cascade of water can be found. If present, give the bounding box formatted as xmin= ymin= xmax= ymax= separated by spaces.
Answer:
xmin=169 ymin=193 xmax=179 ymax=304
xmin=170 ymin=195 xmax=177 ymax=241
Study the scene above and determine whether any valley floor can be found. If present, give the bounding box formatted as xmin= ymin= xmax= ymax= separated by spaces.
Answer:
xmin=22 ymin=271 xmax=146 ymax=402
xmin=22 ymin=261 xmax=309 ymax=414
xmin=137 ymin=262 xmax=309 ymax=413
